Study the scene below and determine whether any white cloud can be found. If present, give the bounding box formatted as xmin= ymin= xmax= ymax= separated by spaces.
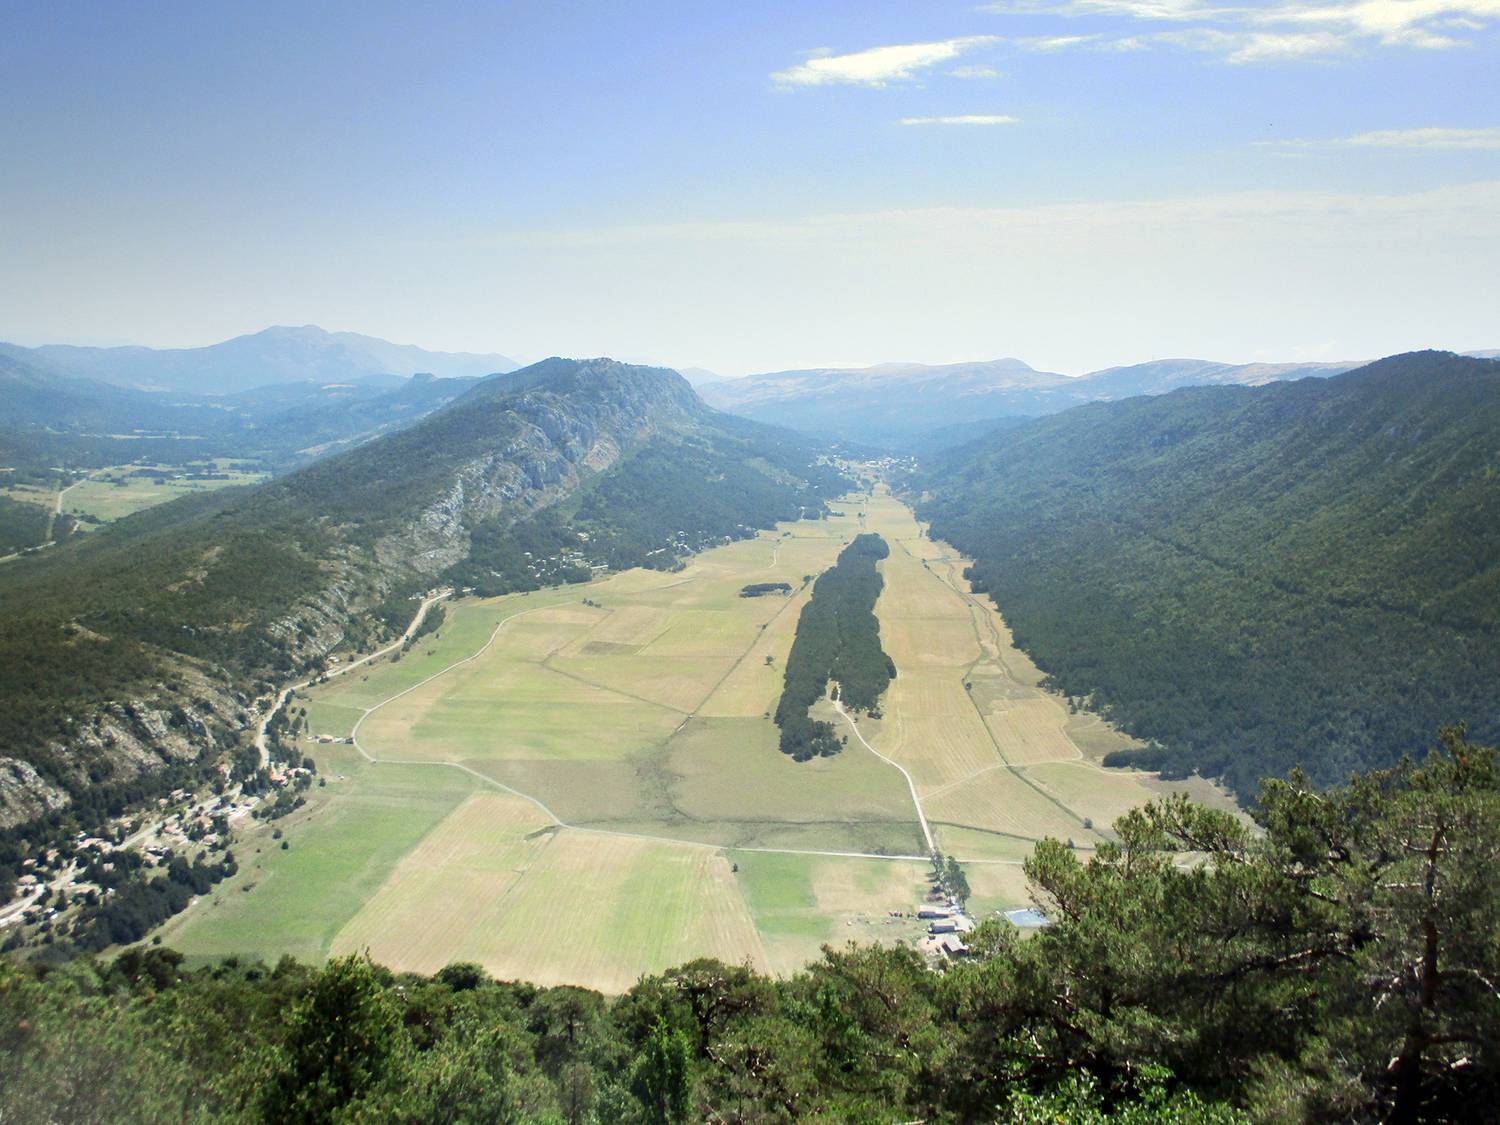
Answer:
xmin=772 ymin=37 xmax=999 ymax=87
xmin=1156 ymin=26 xmax=1352 ymax=60
xmin=1022 ymin=33 xmax=1105 ymax=48
xmin=1267 ymin=1 xmax=1500 ymax=46
xmin=950 ymin=64 xmax=1007 ymax=77
xmin=900 ymin=114 xmax=1021 ymax=125
xmin=982 ymin=0 xmax=1500 ymax=59
xmin=1275 ymin=125 xmax=1500 ymax=148
xmin=985 ymin=0 xmax=1225 ymax=16
xmin=1344 ymin=125 xmax=1500 ymax=148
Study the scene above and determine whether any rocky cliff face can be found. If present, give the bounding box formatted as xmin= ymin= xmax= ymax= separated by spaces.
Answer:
xmin=365 ymin=361 xmax=689 ymax=578
xmin=0 ymin=359 xmax=707 ymax=829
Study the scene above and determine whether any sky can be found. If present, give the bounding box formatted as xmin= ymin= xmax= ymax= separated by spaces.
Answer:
xmin=1 ymin=0 xmax=1497 ymax=375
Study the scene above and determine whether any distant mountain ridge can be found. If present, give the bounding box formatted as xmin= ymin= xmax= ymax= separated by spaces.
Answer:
xmin=702 ymin=355 xmax=1364 ymax=446
xmin=5 ymin=325 xmax=518 ymax=395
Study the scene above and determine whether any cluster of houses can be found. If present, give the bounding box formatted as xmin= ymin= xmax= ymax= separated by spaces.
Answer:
xmin=918 ymin=904 xmax=975 ymax=960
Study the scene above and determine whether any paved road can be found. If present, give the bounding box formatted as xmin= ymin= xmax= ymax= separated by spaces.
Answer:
xmin=254 ymin=589 xmax=451 ymax=767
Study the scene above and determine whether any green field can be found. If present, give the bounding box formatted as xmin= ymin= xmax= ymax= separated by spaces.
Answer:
xmin=161 ymin=490 xmax=1197 ymax=989
xmin=729 ymin=850 xmax=933 ymax=974
xmin=62 ymin=460 xmax=269 ymax=524
xmin=333 ymin=794 xmax=769 ymax=992
xmin=157 ymin=748 xmax=478 ymax=964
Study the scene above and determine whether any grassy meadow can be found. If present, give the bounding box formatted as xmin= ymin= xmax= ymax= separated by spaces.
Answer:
xmin=62 ymin=460 xmax=269 ymax=524
xmin=162 ymin=488 xmax=1197 ymax=990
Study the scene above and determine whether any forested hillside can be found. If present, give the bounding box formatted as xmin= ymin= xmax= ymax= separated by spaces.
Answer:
xmin=917 ymin=351 xmax=1500 ymax=796
xmin=4 ymin=728 xmax=1495 ymax=1123
xmin=0 ymin=359 xmax=845 ymax=832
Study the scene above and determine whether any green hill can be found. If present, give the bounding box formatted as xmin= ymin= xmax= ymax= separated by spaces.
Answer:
xmin=0 ymin=359 xmax=844 ymax=830
xmin=917 ymin=351 xmax=1500 ymax=796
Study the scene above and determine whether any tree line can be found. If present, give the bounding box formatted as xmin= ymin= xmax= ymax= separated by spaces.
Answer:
xmin=774 ymin=533 xmax=896 ymax=760
xmin=3 ymin=726 xmax=1495 ymax=1122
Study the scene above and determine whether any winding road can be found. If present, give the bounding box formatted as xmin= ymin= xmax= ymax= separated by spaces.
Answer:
xmin=254 ymin=588 xmax=452 ymax=767
xmin=833 ymin=699 xmax=936 ymax=853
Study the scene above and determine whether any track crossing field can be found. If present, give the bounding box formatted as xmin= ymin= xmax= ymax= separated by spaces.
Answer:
xmin=165 ymin=486 xmax=1215 ymax=990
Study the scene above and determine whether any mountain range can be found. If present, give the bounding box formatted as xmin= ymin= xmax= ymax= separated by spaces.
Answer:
xmin=2 ymin=325 xmax=518 ymax=396
xmin=700 ymin=356 xmax=1367 ymax=447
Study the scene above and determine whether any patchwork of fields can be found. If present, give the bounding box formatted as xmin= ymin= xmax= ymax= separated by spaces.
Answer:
xmin=63 ymin=461 xmax=270 ymax=524
xmin=166 ymin=485 xmax=1198 ymax=991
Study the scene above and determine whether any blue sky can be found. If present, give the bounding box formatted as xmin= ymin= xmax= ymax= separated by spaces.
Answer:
xmin=2 ymin=1 xmax=1496 ymax=374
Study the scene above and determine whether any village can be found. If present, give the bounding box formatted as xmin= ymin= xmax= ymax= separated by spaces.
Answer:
xmin=0 ymin=722 xmax=318 ymax=954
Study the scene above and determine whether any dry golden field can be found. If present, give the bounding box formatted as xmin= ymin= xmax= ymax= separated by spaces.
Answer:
xmin=331 ymin=793 xmax=769 ymax=992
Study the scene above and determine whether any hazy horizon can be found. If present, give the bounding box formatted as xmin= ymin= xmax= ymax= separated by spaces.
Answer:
xmin=3 ymin=1 xmax=1498 ymax=375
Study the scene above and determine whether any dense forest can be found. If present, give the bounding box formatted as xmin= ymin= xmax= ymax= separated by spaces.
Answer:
xmin=917 ymin=351 xmax=1500 ymax=797
xmin=0 ymin=495 xmax=58 ymax=555
xmin=3 ymin=728 xmax=1495 ymax=1123
xmin=774 ymin=533 xmax=896 ymax=760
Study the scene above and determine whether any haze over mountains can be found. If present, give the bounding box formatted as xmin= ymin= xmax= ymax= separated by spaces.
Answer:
xmin=13 ymin=324 xmax=1493 ymax=457
xmin=2 ymin=325 xmax=518 ymax=396
xmin=700 ymin=355 xmax=1369 ymax=447
xmin=0 ymin=329 xmax=530 ymax=483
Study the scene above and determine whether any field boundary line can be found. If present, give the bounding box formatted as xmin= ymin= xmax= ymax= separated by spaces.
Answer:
xmin=257 ymin=588 xmax=452 ymax=766
xmin=345 ymin=592 xmax=937 ymax=863
xmin=920 ymin=761 xmax=1010 ymax=801
xmin=689 ymin=574 xmax=811 ymax=715
xmin=731 ymin=845 xmax=929 ymax=861
xmin=901 ymin=539 xmax=1094 ymax=837
xmin=535 ymin=660 xmax=690 ymax=715
xmin=833 ymin=700 xmax=935 ymax=854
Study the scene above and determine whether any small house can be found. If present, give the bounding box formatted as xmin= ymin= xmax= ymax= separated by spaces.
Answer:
xmin=936 ymin=935 xmax=969 ymax=959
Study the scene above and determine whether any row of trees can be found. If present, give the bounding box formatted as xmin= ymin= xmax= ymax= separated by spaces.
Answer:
xmin=4 ymin=727 xmax=1495 ymax=1121
xmin=774 ymin=534 xmax=896 ymax=760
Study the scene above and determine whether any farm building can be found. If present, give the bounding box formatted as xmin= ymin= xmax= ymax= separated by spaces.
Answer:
xmin=936 ymin=935 xmax=968 ymax=958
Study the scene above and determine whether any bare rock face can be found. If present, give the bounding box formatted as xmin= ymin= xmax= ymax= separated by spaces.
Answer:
xmin=0 ymin=659 xmax=246 ymax=829
xmin=0 ymin=758 xmax=70 ymax=828
xmin=369 ymin=363 xmax=687 ymax=581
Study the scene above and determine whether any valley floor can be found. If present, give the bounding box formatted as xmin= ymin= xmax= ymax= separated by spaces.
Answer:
xmin=158 ymin=486 xmax=1220 ymax=988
